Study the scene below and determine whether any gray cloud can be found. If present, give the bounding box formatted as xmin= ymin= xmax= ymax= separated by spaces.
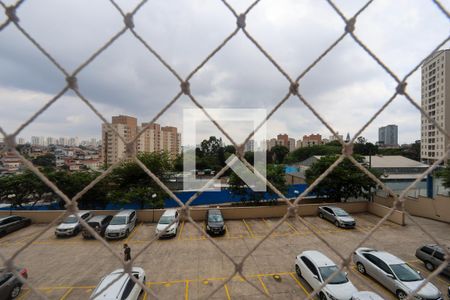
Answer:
xmin=0 ymin=0 xmax=448 ymax=144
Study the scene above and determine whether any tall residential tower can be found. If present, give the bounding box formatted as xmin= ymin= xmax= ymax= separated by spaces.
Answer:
xmin=420 ymin=49 xmax=450 ymax=164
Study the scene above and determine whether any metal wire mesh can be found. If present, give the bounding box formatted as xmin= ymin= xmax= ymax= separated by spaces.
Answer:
xmin=0 ymin=0 xmax=449 ymax=299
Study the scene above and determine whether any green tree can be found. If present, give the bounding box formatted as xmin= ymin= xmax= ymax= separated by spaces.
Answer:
xmin=32 ymin=154 xmax=56 ymax=168
xmin=271 ymin=145 xmax=289 ymax=164
xmin=285 ymin=144 xmax=341 ymax=163
xmin=228 ymin=164 xmax=287 ymax=204
xmin=105 ymin=152 xmax=173 ymax=209
xmin=305 ymin=155 xmax=380 ymax=202
xmin=437 ymin=163 xmax=450 ymax=190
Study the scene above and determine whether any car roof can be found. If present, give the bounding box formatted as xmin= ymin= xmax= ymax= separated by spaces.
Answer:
xmin=208 ymin=209 xmax=222 ymax=215
xmin=89 ymin=215 xmax=111 ymax=222
xmin=114 ymin=210 xmax=135 ymax=216
xmin=302 ymin=250 xmax=336 ymax=267
xmin=422 ymin=244 xmax=447 ymax=252
xmin=0 ymin=215 xmax=18 ymax=221
xmin=364 ymin=249 xmax=404 ymax=265
xmin=162 ymin=209 xmax=177 ymax=216
xmin=93 ymin=268 xmax=143 ymax=298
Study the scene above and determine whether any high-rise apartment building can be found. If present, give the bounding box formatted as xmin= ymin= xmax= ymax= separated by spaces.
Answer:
xmin=103 ymin=115 xmax=181 ymax=165
xmin=102 ymin=115 xmax=138 ymax=166
xmin=421 ymin=49 xmax=450 ymax=164
xmin=378 ymin=125 xmax=398 ymax=147
xmin=299 ymin=134 xmax=322 ymax=148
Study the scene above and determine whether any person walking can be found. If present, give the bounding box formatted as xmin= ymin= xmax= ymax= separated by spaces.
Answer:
xmin=123 ymin=243 xmax=131 ymax=262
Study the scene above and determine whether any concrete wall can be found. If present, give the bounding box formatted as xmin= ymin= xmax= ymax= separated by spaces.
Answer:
xmin=374 ymin=195 xmax=450 ymax=224
xmin=368 ymin=202 xmax=405 ymax=225
xmin=0 ymin=202 xmax=371 ymax=223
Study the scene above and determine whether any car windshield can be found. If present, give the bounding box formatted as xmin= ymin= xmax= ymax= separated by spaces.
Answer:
xmin=334 ymin=209 xmax=349 ymax=217
xmin=319 ymin=266 xmax=348 ymax=284
xmin=159 ymin=216 xmax=174 ymax=225
xmin=208 ymin=214 xmax=223 ymax=222
xmin=62 ymin=215 xmax=78 ymax=224
xmin=109 ymin=216 xmax=127 ymax=225
xmin=390 ymin=263 xmax=423 ymax=282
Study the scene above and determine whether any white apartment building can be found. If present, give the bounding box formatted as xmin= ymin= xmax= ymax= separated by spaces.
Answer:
xmin=420 ymin=49 xmax=450 ymax=164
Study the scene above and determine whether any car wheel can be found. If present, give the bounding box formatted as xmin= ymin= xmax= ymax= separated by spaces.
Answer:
xmin=10 ymin=284 xmax=21 ymax=299
xmin=396 ymin=290 xmax=407 ymax=300
xmin=356 ymin=262 xmax=366 ymax=274
xmin=295 ymin=265 xmax=302 ymax=278
xmin=424 ymin=261 xmax=435 ymax=271
xmin=335 ymin=220 xmax=340 ymax=228
xmin=319 ymin=292 xmax=327 ymax=300
xmin=319 ymin=212 xmax=324 ymax=218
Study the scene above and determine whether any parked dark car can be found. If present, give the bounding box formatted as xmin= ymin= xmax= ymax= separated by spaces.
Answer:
xmin=205 ymin=209 xmax=225 ymax=236
xmin=415 ymin=244 xmax=450 ymax=277
xmin=0 ymin=216 xmax=31 ymax=237
xmin=82 ymin=215 xmax=113 ymax=239
xmin=0 ymin=267 xmax=28 ymax=300
xmin=318 ymin=206 xmax=356 ymax=228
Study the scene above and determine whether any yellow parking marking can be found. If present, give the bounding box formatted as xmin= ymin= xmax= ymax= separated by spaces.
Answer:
xmin=285 ymin=221 xmax=301 ymax=235
xmin=224 ymin=283 xmax=231 ymax=300
xmin=185 ymin=280 xmax=189 ymax=300
xmin=143 ymin=290 xmax=148 ymax=300
xmin=262 ymin=218 xmax=271 ymax=228
xmin=302 ymin=219 xmax=322 ymax=233
xmin=125 ymin=222 xmax=142 ymax=243
xmin=257 ymin=275 xmax=269 ymax=295
xmin=289 ymin=272 xmax=310 ymax=296
xmin=16 ymin=289 xmax=31 ymax=300
xmin=178 ymin=221 xmax=185 ymax=240
xmin=60 ymin=287 xmax=73 ymax=300
xmin=242 ymin=219 xmax=255 ymax=238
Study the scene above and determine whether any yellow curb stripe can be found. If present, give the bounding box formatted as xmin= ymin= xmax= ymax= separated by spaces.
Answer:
xmin=242 ymin=219 xmax=255 ymax=238
xmin=224 ymin=283 xmax=231 ymax=300
xmin=289 ymin=273 xmax=310 ymax=296
xmin=60 ymin=287 xmax=73 ymax=300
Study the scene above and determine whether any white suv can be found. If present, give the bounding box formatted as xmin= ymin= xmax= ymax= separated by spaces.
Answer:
xmin=105 ymin=210 xmax=137 ymax=239
xmin=55 ymin=211 xmax=92 ymax=237
xmin=90 ymin=267 xmax=146 ymax=300
xmin=155 ymin=209 xmax=179 ymax=238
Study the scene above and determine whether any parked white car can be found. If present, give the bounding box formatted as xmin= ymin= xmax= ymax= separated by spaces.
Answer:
xmin=90 ymin=267 xmax=146 ymax=300
xmin=353 ymin=248 xmax=443 ymax=300
xmin=55 ymin=211 xmax=92 ymax=237
xmin=155 ymin=209 xmax=179 ymax=238
xmin=295 ymin=250 xmax=358 ymax=300
xmin=351 ymin=291 xmax=384 ymax=300
xmin=105 ymin=210 xmax=137 ymax=239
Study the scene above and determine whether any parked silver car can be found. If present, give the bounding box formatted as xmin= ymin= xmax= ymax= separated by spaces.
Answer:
xmin=105 ymin=210 xmax=137 ymax=239
xmin=353 ymin=248 xmax=442 ymax=300
xmin=55 ymin=211 xmax=93 ymax=237
xmin=318 ymin=206 xmax=356 ymax=228
xmin=415 ymin=244 xmax=450 ymax=277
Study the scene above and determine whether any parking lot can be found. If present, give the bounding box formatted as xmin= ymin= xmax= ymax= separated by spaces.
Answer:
xmin=1 ymin=213 xmax=449 ymax=299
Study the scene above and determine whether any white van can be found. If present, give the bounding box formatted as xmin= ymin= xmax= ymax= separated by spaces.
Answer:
xmin=155 ymin=209 xmax=179 ymax=238
xmin=105 ymin=210 xmax=137 ymax=239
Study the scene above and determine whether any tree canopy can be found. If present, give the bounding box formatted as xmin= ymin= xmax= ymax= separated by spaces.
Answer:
xmin=305 ymin=155 xmax=380 ymax=202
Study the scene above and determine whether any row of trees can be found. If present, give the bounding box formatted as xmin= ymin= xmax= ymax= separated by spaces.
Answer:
xmin=0 ymin=152 xmax=174 ymax=210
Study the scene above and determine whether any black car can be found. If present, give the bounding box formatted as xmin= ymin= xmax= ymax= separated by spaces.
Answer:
xmin=205 ymin=209 xmax=225 ymax=236
xmin=81 ymin=215 xmax=113 ymax=239
xmin=0 ymin=267 xmax=28 ymax=300
xmin=0 ymin=216 xmax=31 ymax=237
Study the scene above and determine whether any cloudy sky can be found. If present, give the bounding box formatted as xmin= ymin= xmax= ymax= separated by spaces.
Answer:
xmin=0 ymin=0 xmax=449 ymax=145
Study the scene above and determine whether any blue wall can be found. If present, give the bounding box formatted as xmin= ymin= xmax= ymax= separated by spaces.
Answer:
xmin=1 ymin=184 xmax=309 ymax=210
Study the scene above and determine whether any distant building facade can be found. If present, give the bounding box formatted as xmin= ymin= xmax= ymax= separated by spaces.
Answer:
xmin=421 ymin=49 xmax=450 ymax=164
xmin=378 ymin=125 xmax=398 ymax=147
xmin=298 ymin=134 xmax=322 ymax=148
xmin=102 ymin=115 xmax=181 ymax=165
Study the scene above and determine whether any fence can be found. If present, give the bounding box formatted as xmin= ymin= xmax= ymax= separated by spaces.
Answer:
xmin=0 ymin=0 xmax=449 ymax=299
